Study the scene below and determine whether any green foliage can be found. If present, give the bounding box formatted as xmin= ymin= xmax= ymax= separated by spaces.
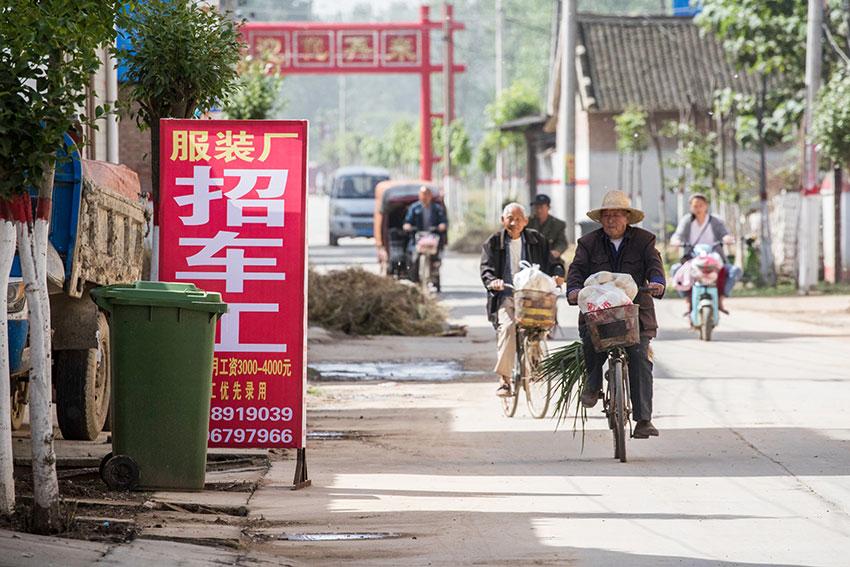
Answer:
xmin=697 ymin=0 xmax=807 ymax=77
xmin=223 ymin=58 xmax=284 ymax=120
xmin=697 ymin=0 xmax=809 ymax=152
xmin=661 ymin=121 xmax=718 ymax=196
xmin=476 ymin=130 xmax=501 ymax=174
xmin=486 ymin=80 xmax=541 ymax=125
xmin=0 ymin=1 xmax=130 ymax=197
xmin=813 ymin=71 xmax=850 ymax=168
xmin=476 ymin=80 xmax=541 ymax=173
xmin=432 ymin=119 xmax=473 ymax=172
xmin=614 ymin=106 xmax=649 ymax=154
xmin=117 ymin=0 xmax=243 ymax=128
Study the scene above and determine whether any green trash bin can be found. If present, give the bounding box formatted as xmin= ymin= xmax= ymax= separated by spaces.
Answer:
xmin=91 ymin=282 xmax=227 ymax=491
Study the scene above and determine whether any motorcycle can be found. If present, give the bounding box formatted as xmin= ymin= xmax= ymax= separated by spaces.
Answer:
xmin=673 ymin=243 xmax=723 ymax=341
xmin=411 ymin=228 xmax=442 ymax=293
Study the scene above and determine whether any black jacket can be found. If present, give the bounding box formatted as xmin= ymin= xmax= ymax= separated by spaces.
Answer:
xmin=480 ymin=228 xmax=565 ymax=327
xmin=566 ymin=226 xmax=665 ymax=338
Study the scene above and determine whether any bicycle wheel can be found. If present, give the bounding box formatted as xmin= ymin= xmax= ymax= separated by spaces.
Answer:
xmin=501 ymin=333 xmax=522 ymax=418
xmin=611 ymin=359 xmax=627 ymax=462
xmin=524 ymin=333 xmax=550 ymax=419
xmin=418 ymin=254 xmax=430 ymax=293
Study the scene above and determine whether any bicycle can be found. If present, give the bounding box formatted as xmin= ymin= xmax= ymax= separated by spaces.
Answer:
xmin=501 ymin=287 xmax=559 ymax=419
xmin=584 ymin=303 xmax=641 ymax=462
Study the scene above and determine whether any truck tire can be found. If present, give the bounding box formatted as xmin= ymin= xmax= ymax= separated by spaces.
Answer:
xmin=56 ymin=312 xmax=111 ymax=441
xmin=10 ymin=380 xmax=27 ymax=430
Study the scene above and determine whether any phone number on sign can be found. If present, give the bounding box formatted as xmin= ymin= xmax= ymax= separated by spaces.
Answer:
xmin=209 ymin=428 xmax=293 ymax=444
xmin=210 ymin=406 xmax=293 ymax=422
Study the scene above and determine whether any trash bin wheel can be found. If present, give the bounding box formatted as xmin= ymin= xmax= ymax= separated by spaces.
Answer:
xmin=56 ymin=312 xmax=111 ymax=441
xmin=101 ymin=454 xmax=139 ymax=491
xmin=99 ymin=451 xmax=112 ymax=479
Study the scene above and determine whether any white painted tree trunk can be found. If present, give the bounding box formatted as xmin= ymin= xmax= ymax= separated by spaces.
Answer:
xmin=17 ymin=214 xmax=59 ymax=530
xmin=0 ymin=219 xmax=16 ymax=515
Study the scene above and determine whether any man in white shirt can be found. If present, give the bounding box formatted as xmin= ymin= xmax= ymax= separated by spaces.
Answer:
xmin=480 ymin=203 xmax=565 ymax=397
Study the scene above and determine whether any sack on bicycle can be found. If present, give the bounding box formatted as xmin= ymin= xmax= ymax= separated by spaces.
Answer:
xmin=578 ymin=272 xmax=637 ymax=314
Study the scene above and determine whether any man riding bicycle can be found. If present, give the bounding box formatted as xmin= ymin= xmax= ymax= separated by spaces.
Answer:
xmin=566 ymin=191 xmax=665 ymax=439
xmin=481 ymin=203 xmax=565 ymax=397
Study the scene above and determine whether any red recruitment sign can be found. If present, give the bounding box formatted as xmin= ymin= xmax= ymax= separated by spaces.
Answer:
xmin=158 ymin=119 xmax=308 ymax=449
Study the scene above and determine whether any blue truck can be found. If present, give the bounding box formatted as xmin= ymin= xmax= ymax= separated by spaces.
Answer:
xmin=9 ymin=134 xmax=147 ymax=440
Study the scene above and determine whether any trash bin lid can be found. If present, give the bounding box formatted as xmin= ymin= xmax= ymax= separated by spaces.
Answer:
xmin=91 ymin=281 xmax=228 ymax=314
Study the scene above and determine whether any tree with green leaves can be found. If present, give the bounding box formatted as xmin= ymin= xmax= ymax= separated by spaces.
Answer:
xmin=0 ymin=0 xmax=131 ymax=532
xmin=813 ymin=71 xmax=850 ymax=168
xmin=223 ymin=57 xmax=284 ymax=120
xmin=696 ymin=0 xmax=812 ymax=286
xmin=614 ymin=106 xmax=649 ymax=209
xmin=117 ymin=0 xmax=242 ymax=267
xmin=476 ymin=80 xmax=541 ymax=175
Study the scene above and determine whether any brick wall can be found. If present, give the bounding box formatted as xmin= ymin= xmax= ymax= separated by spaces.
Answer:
xmin=117 ymin=85 xmax=153 ymax=196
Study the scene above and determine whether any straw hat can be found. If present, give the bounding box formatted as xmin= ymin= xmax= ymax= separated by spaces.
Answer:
xmin=587 ymin=190 xmax=645 ymax=224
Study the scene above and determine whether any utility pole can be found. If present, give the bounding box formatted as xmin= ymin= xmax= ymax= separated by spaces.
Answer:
xmin=442 ymin=3 xmax=454 ymax=214
xmin=338 ymin=75 xmax=347 ymax=166
xmin=799 ymin=0 xmax=823 ymax=292
xmin=555 ymin=0 xmax=577 ymax=243
xmin=494 ymin=0 xmax=504 ymax=214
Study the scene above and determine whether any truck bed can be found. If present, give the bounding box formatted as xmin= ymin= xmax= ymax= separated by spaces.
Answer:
xmin=66 ymin=160 xmax=147 ymax=298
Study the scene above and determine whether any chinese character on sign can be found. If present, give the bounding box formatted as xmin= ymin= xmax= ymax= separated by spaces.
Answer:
xmin=224 ymin=169 xmax=288 ymax=227
xmin=215 ymin=130 xmax=255 ymax=162
xmin=177 ymin=231 xmax=285 ymax=293
xmin=295 ymin=32 xmax=331 ymax=65
xmin=340 ymin=32 xmax=376 ymax=65
xmin=384 ymin=33 xmax=419 ymax=64
xmin=255 ymin=36 xmax=289 ymax=69
xmin=218 ymin=303 xmax=287 ymax=353
xmin=170 ymin=131 xmax=212 ymax=162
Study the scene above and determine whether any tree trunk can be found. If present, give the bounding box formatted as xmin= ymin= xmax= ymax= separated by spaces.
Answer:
xmin=716 ymin=108 xmax=726 ymax=207
xmin=16 ymin=171 xmax=60 ymax=532
xmin=756 ymin=79 xmax=777 ymax=286
xmin=731 ymin=121 xmax=745 ymax=267
xmin=835 ymin=166 xmax=843 ymax=283
xmin=636 ymin=151 xmax=644 ymax=212
xmin=617 ymin=152 xmax=624 ymax=189
xmin=0 ymin=200 xmax=15 ymax=516
xmin=650 ymin=120 xmax=668 ymax=247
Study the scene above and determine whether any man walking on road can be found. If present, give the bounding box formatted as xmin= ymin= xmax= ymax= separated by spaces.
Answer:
xmin=481 ymin=203 xmax=564 ymax=397
xmin=566 ymin=190 xmax=665 ymax=438
xmin=527 ymin=194 xmax=567 ymax=269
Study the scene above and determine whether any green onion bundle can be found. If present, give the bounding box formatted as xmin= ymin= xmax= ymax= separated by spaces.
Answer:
xmin=538 ymin=340 xmax=589 ymax=444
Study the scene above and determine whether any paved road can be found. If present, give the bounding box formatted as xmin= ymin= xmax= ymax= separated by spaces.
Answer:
xmin=254 ymin=241 xmax=850 ymax=566
xmin=4 ymin=234 xmax=848 ymax=566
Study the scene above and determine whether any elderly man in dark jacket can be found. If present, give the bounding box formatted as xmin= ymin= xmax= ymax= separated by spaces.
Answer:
xmin=566 ymin=190 xmax=665 ymax=438
xmin=481 ymin=203 xmax=565 ymax=396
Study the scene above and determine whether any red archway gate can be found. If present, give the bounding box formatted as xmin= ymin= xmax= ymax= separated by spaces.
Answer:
xmin=241 ymin=5 xmax=464 ymax=181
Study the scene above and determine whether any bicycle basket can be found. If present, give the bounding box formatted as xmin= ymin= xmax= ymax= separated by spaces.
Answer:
xmin=585 ymin=303 xmax=640 ymax=353
xmin=514 ymin=289 xmax=558 ymax=329
xmin=415 ymin=233 xmax=440 ymax=255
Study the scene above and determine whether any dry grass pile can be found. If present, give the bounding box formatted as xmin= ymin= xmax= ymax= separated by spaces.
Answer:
xmin=309 ymin=267 xmax=447 ymax=335
xmin=449 ymin=226 xmax=496 ymax=254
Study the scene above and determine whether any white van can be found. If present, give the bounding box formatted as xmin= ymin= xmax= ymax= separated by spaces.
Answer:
xmin=328 ymin=166 xmax=390 ymax=246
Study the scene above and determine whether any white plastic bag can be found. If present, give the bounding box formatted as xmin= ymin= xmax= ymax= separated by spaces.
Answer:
xmin=578 ymin=282 xmax=632 ymax=314
xmin=513 ymin=261 xmax=557 ymax=293
xmin=584 ymin=271 xmax=638 ymax=300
